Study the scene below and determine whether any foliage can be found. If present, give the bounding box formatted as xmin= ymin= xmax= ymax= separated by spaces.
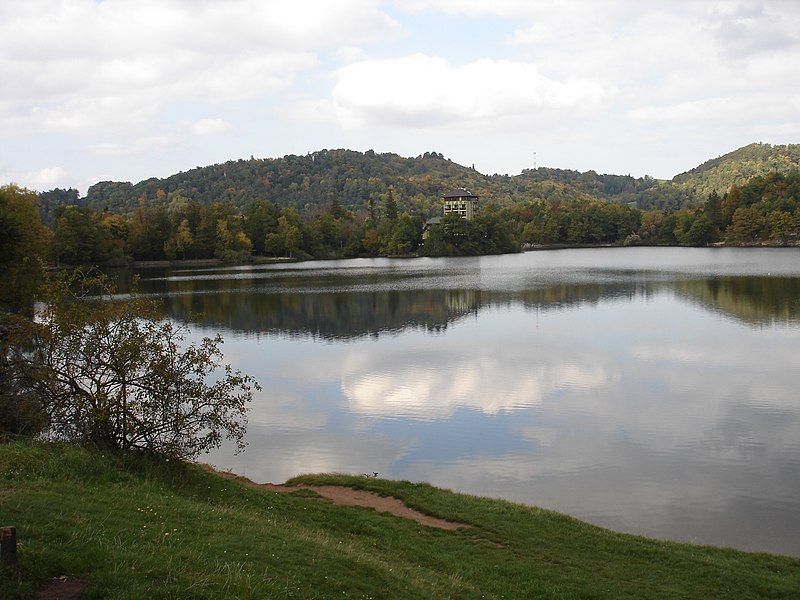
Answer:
xmin=0 ymin=185 xmax=49 ymax=313
xmin=18 ymin=151 xmax=800 ymax=269
xmin=672 ymin=142 xmax=800 ymax=200
xmin=422 ymin=211 xmax=521 ymax=256
xmin=41 ymin=171 xmax=800 ymax=268
xmin=36 ymin=187 xmax=80 ymax=225
xmin=81 ymin=149 xmax=598 ymax=217
xmin=79 ymin=144 xmax=800 ymax=216
xmin=2 ymin=274 xmax=258 ymax=458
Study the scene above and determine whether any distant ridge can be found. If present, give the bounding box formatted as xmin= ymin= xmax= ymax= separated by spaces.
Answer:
xmin=672 ymin=142 xmax=800 ymax=199
xmin=78 ymin=143 xmax=800 ymax=215
xmin=83 ymin=148 xmax=593 ymax=215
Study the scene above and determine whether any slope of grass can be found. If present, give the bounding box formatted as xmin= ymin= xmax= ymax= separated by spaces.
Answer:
xmin=1 ymin=441 xmax=799 ymax=598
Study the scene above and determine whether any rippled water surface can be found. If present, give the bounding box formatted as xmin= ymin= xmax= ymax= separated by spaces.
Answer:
xmin=135 ymin=247 xmax=800 ymax=556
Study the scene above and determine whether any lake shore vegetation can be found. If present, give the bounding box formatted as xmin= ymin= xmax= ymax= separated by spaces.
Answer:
xmin=6 ymin=169 xmax=799 ymax=270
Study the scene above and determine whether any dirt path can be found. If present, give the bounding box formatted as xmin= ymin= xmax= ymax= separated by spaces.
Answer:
xmin=215 ymin=471 xmax=469 ymax=531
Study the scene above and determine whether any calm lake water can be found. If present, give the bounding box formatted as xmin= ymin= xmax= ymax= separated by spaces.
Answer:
xmin=136 ymin=247 xmax=800 ymax=556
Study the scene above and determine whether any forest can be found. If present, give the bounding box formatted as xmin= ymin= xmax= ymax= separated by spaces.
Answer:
xmin=75 ymin=143 xmax=800 ymax=215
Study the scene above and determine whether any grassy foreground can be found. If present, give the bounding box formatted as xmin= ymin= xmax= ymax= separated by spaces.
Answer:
xmin=1 ymin=442 xmax=798 ymax=599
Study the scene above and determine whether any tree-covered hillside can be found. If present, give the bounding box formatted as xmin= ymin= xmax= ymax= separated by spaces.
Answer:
xmin=20 ymin=142 xmax=800 ymax=253
xmin=672 ymin=142 xmax=800 ymax=200
xmin=81 ymin=143 xmax=800 ymax=217
xmin=516 ymin=167 xmax=693 ymax=211
xmin=84 ymin=149 xmax=591 ymax=218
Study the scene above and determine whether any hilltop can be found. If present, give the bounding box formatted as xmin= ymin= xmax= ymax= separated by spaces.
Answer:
xmin=54 ymin=143 xmax=797 ymax=218
xmin=82 ymin=149 xmax=592 ymax=218
xmin=672 ymin=142 xmax=800 ymax=199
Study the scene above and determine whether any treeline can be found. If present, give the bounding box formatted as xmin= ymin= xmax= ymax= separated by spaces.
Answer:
xmin=640 ymin=171 xmax=800 ymax=246
xmin=82 ymin=148 xmax=607 ymax=217
xmin=672 ymin=143 xmax=800 ymax=201
xmin=84 ymin=150 xmax=466 ymax=216
xmin=2 ymin=169 xmax=800 ymax=304
xmin=48 ymin=189 xmax=426 ymax=265
xmin=45 ymin=189 xmax=652 ymax=264
xmin=76 ymin=144 xmax=800 ymax=217
xmin=517 ymin=168 xmax=692 ymax=210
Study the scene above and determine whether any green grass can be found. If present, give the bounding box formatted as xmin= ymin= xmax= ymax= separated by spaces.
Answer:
xmin=1 ymin=442 xmax=799 ymax=598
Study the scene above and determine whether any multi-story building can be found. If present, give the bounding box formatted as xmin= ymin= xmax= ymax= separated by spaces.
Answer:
xmin=423 ymin=188 xmax=480 ymax=240
xmin=442 ymin=188 xmax=479 ymax=220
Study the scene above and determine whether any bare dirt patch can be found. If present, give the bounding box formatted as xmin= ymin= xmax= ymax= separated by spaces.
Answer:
xmin=215 ymin=471 xmax=469 ymax=531
xmin=36 ymin=576 xmax=88 ymax=600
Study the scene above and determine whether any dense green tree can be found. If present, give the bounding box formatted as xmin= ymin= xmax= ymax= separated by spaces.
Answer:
xmin=52 ymin=205 xmax=102 ymax=265
xmin=705 ymin=191 xmax=724 ymax=229
xmin=727 ymin=206 xmax=764 ymax=243
xmin=0 ymin=185 xmax=49 ymax=313
xmin=684 ymin=213 xmax=717 ymax=246
xmin=37 ymin=187 xmax=80 ymax=224
xmin=384 ymin=188 xmax=399 ymax=221
xmin=128 ymin=203 xmax=170 ymax=260
xmin=244 ymin=199 xmax=279 ymax=255
xmin=767 ymin=210 xmax=795 ymax=240
xmin=386 ymin=213 xmax=421 ymax=255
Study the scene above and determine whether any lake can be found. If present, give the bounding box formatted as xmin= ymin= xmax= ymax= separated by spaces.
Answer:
xmin=135 ymin=247 xmax=800 ymax=557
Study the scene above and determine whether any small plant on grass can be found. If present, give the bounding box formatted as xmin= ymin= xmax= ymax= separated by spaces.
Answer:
xmin=2 ymin=272 xmax=259 ymax=458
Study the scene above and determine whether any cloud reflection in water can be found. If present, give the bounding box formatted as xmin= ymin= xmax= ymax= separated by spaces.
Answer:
xmin=144 ymin=249 xmax=800 ymax=556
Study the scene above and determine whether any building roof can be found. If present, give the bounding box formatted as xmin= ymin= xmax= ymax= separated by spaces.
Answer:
xmin=443 ymin=187 xmax=478 ymax=199
xmin=423 ymin=216 xmax=442 ymax=228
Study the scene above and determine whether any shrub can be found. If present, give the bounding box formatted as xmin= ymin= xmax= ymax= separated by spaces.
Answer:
xmin=3 ymin=273 xmax=259 ymax=458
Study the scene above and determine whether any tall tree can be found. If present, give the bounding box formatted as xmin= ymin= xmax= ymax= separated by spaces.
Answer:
xmin=0 ymin=185 xmax=50 ymax=313
xmin=384 ymin=188 xmax=399 ymax=221
xmin=244 ymin=199 xmax=279 ymax=255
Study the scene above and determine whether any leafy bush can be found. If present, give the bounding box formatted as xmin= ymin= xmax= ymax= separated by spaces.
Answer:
xmin=2 ymin=273 xmax=259 ymax=458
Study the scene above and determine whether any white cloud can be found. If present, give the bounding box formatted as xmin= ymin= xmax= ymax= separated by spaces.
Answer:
xmin=506 ymin=23 xmax=553 ymax=45
xmin=87 ymin=118 xmax=234 ymax=157
xmin=398 ymin=1 xmax=800 ymax=134
xmin=89 ymin=134 xmax=182 ymax=156
xmin=331 ymin=54 xmax=608 ymax=128
xmin=0 ymin=0 xmax=401 ymax=137
xmin=706 ymin=2 xmax=800 ymax=59
xmin=334 ymin=46 xmax=369 ymax=63
xmin=191 ymin=119 xmax=234 ymax=136
xmin=4 ymin=0 xmax=800 ymax=187
xmin=1 ymin=166 xmax=70 ymax=190
xmin=631 ymin=94 xmax=800 ymax=130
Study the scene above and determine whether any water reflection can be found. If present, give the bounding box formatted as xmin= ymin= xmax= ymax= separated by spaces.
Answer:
xmin=131 ymin=248 xmax=800 ymax=556
xmin=132 ymin=276 xmax=800 ymax=339
xmin=675 ymin=277 xmax=800 ymax=326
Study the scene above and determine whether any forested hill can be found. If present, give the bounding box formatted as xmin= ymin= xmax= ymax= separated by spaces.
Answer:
xmin=84 ymin=149 xmax=592 ymax=218
xmin=672 ymin=143 xmax=800 ymax=200
xmin=78 ymin=143 xmax=800 ymax=216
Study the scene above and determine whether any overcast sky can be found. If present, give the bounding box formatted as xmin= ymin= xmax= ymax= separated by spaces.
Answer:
xmin=2 ymin=0 xmax=800 ymax=193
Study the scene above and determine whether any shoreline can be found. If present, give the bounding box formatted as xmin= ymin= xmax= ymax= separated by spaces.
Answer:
xmin=3 ymin=441 xmax=799 ymax=598
xmin=215 ymin=466 xmax=799 ymax=559
xmin=49 ymin=244 xmax=800 ymax=273
xmin=131 ymin=256 xmax=298 ymax=269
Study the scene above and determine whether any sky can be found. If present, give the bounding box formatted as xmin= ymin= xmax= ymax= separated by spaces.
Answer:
xmin=2 ymin=0 xmax=800 ymax=194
